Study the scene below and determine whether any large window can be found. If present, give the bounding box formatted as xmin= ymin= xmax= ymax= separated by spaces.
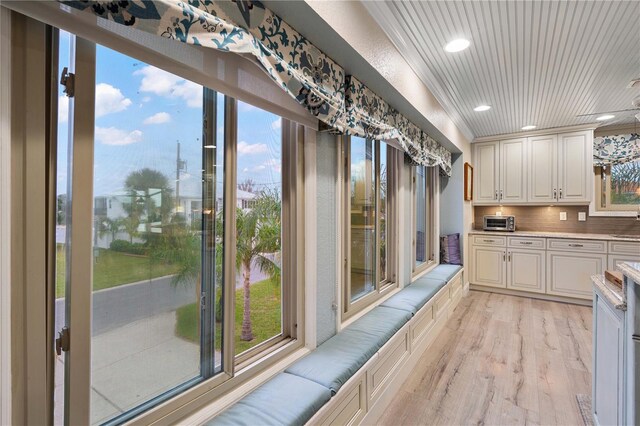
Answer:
xmin=343 ymin=137 xmax=396 ymax=318
xmin=595 ymin=161 xmax=640 ymax=211
xmin=53 ymin=31 xmax=302 ymax=425
xmin=413 ymin=165 xmax=436 ymax=276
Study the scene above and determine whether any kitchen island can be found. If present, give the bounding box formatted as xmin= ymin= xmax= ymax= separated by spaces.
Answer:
xmin=591 ymin=262 xmax=640 ymax=426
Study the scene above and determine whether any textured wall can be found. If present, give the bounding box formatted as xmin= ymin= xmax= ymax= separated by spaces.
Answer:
xmin=474 ymin=205 xmax=640 ymax=235
xmin=315 ymin=133 xmax=338 ymax=345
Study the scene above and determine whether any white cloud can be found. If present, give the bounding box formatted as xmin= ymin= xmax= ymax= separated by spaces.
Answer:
xmin=134 ymin=65 xmax=201 ymax=108
xmin=237 ymin=141 xmax=268 ymax=155
xmin=271 ymin=119 xmax=281 ymax=130
xmin=252 ymin=165 xmax=266 ymax=172
xmin=143 ymin=112 xmax=171 ymax=125
xmin=58 ymin=96 xmax=69 ymax=123
xmin=95 ymin=83 xmax=132 ymax=117
xmin=263 ymin=158 xmax=281 ymax=173
xmin=95 ymin=126 xmax=143 ymax=146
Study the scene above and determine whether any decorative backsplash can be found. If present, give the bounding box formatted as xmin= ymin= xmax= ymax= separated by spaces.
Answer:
xmin=474 ymin=206 xmax=640 ymax=235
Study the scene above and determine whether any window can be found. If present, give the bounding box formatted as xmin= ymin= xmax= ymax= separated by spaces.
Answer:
xmin=343 ymin=137 xmax=396 ymax=318
xmin=413 ymin=165 xmax=436 ymax=275
xmin=53 ymin=32 xmax=302 ymax=425
xmin=595 ymin=161 xmax=640 ymax=211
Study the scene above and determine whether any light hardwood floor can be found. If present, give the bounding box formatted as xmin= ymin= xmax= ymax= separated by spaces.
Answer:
xmin=378 ymin=290 xmax=592 ymax=426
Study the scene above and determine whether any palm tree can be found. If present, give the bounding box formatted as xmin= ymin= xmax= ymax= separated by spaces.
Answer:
xmin=236 ymin=190 xmax=281 ymax=341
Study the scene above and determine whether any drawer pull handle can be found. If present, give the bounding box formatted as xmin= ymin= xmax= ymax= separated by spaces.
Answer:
xmin=483 ymin=239 xmax=495 ymax=243
xmin=568 ymin=243 xmax=584 ymax=248
xmin=520 ymin=241 xmax=533 ymax=245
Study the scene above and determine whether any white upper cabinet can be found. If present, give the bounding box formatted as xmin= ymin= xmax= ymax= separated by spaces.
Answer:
xmin=528 ymin=134 xmax=557 ymax=203
xmin=500 ymin=138 xmax=528 ymax=203
xmin=557 ymin=131 xmax=591 ymax=203
xmin=474 ymin=142 xmax=500 ymax=203
xmin=474 ymin=129 xmax=592 ymax=205
xmin=474 ymin=139 xmax=527 ymax=205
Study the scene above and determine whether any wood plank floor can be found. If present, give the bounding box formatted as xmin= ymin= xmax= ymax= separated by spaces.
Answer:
xmin=377 ymin=290 xmax=592 ymax=426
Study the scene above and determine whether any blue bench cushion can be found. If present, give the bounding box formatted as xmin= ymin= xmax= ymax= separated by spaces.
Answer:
xmin=285 ymin=306 xmax=411 ymax=394
xmin=208 ymin=373 xmax=331 ymax=426
xmin=381 ymin=285 xmax=440 ymax=315
xmin=426 ymin=264 xmax=462 ymax=282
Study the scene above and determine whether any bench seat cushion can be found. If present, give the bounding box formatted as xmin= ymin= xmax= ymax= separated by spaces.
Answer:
xmin=285 ymin=306 xmax=411 ymax=394
xmin=426 ymin=264 xmax=462 ymax=282
xmin=380 ymin=285 xmax=441 ymax=315
xmin=208 ymin=373 xmax=331 ymax=426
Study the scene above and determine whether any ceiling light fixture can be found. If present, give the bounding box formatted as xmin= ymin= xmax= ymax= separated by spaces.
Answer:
xmin=444 ymin=38 xmax=470 ymax=53
xmin=474 ymin=105 xmax=491 ymax=112
xmin=596 ymin=114 xmax=615 ymax=121
xmin=521 ymin=125 xmax=537 ymax=130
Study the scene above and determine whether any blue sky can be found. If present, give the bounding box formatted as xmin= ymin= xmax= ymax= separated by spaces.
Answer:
xmin=57 ymin=31 xmax=282 ymax=200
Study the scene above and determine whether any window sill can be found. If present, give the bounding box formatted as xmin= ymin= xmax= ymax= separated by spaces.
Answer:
xmin=589 ymin=203 xmax=640 ymax=217
xmin=339 ymin=285 xmax=402 ymax=331
xmin=411 ymin=261 xmax=437 ymax=282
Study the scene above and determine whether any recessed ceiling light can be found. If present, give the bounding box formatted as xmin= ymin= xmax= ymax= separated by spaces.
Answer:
xmin=444 ymin=38 xmax=470 ymax=53
xmin=474 ymin=105 xmax=491 ymax=112
xmin=596 ymin=114 xmax=615 ymax=121
xmin=521 ymin=125 xmax=537 ymax=130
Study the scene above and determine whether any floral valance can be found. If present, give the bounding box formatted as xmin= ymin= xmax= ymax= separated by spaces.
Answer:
xmin=344 ymin=76 xmax=452 ymax=175
xmin=62 ymin=0 xmax=347 ymax=130
xmin=593 ymin=133 xmax=640 ymax=166
xmin=60 ymin=0 xmax=451 ymax=175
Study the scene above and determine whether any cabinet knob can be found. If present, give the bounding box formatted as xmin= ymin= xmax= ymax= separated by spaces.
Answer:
xmin=553 ymin=188 xmax=557 ymax=199
xmin=495 ymin=190 xmax=498 ymax=200
xmin=559 ymin=188 xmax=563 ymax=199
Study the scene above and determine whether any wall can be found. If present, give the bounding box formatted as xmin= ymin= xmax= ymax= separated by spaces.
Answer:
xmin=474 ymin=205 xmax=640 ymax=235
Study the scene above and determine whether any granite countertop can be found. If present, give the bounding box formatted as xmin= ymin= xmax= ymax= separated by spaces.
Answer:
xmin=619 ymin=262 xmax=640 ymax=284
xmin=469 ymin=230 xmax=640 ymax=242
xmin=592 ymin=274 xmax=626 ymax=311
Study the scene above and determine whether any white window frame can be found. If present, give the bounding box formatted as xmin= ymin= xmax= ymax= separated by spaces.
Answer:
xmin=341 ymin=136 xmax=398 ymax=320
xmin=412 ymin=165 xmax=437 ymax=278
xmin=593 ymin=164 xmax=640 ymax=215
xmin=9 ymin=18 xmax=306 ymax=424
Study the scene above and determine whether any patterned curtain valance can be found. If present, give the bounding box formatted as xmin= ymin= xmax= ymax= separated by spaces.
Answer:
xmin=60 ymin=1 xmax=451 ymax=175
xmin=61 ymin=0 xmax=347 ymax=131
xmin=344 ymin=76 xmax=452 ymax=176
xmin=593 ymin=133 xmax=640 ymax=166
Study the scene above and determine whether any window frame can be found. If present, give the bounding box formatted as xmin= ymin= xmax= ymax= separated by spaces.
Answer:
xmin=412 ymin=165 xmax=437 ymax=277
xmin=46 ymin=30 xmax=305 ymax=425
xmin=594 ymin=164 xmax=640 ymax=212
xmin=341 ymin=136 xmax=398 ymax=320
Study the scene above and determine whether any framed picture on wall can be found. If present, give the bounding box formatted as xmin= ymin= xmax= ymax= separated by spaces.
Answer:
xmin=464 ymin=162 xmax=473 ymax=201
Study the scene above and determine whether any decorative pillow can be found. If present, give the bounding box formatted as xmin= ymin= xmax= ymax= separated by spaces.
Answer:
xmin=440 ymin=233 xmax=461 ymax=265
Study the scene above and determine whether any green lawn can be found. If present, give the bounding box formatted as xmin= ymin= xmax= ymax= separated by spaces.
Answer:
xmin=175 ymin=277 xmax=282 ymax=356
xmin=55 ymin=245 xmax=179 ymax=298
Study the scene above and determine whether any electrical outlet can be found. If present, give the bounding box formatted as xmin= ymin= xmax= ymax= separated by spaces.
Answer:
xmin=578 ymin=212 xmax=586 ymax=222
xmin=495 ymin=211 xmax=502 ymax=216
xmin=560 ymin=212 xmax=567 ymax=221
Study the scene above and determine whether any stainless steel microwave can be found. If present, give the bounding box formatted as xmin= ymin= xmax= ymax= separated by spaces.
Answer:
xmin=483 ymin=215 xmax=516 ymax=232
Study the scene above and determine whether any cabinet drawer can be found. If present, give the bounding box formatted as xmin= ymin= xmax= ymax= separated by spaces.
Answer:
xmin=472 ymin=235 xmax=506 ymax=247
xmin=608 ymin=241 xmax=640 ymax=256
xmin=508 ymin=237 xmax=545 ymax=249
xmin=547 ymin=238 xmax=606 ymax=253
xmin=368 ymin=330 xmax=409 ymax=404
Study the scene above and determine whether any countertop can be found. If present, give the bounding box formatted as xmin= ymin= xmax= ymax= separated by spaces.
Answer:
xmin=619 ymin=262 xmax=640 ymax=284
xmin=592 ymin=274 xmax=626 ymax=311
xmin=469 ymin=230 xmax=640 ymax=242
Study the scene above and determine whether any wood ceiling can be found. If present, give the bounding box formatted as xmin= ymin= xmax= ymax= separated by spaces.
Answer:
xmin=364 ymin=1 xmax=640 ymax=139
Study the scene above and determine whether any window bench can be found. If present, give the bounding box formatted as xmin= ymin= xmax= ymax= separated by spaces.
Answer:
xmin=208 ymin=265 xmax=465 ymax=426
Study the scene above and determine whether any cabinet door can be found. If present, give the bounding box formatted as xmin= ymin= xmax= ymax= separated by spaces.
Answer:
xmin=528 ymin=134 xmax=557 ymax=203
xmin=507 ymin=249 xmax=545 ymax=293
xmin=592 ymin=290 xmax=624 ymax=426
xmin=608 ymin=254 xmax=640 ymax=270
xmin=547 ymin=251 xmax=605 ymax=299
xmin=474 ymin=142 xmax=499 ymax=204
xmin=500 ymin=138 xmax=527 ymax=203
xmin=558 ymin=131 xmax=591 ymax=203
xmin=471 ymin=246 xmax=506 ymax=288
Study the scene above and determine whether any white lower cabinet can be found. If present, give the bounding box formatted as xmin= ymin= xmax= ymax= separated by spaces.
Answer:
xmin=471 ymin=246 xmax=506 ymax=288
xmin=547 ymin=251 xmax=606 ymax=299
xmin=592 ymin=287 xmax=625 ymax=426
xmin=507 ymin=249 xmax=545 ymax=293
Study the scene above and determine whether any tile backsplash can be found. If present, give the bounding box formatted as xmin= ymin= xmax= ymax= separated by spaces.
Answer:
xmin=474 ymin=206 xmax=640 ymax=235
